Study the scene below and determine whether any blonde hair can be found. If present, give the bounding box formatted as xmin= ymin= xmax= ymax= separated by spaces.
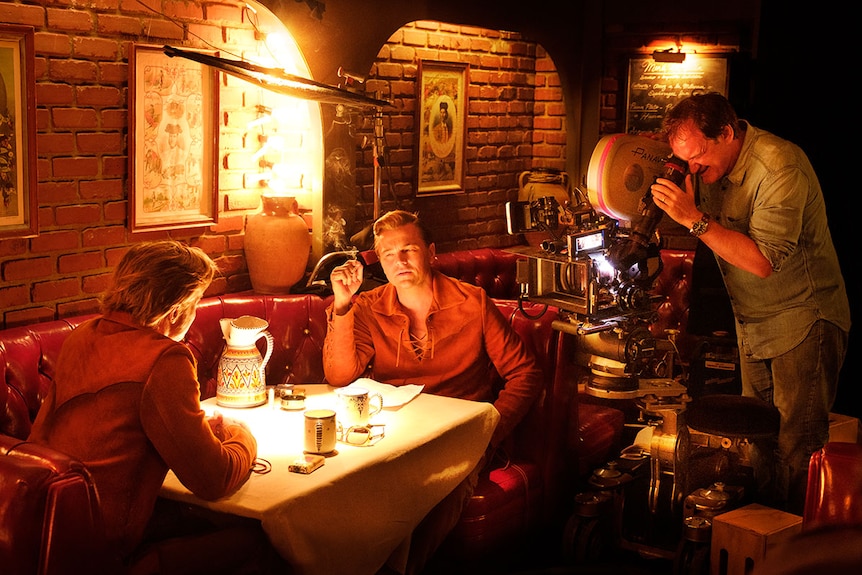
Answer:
xmin=372 ymin=210 xmax=432 ymax=252
xmin=100 ymin=240 xmax=217 ymax=328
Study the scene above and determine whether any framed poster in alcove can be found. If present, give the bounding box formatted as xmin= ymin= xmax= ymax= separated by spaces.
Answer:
xmin=416 ymin=60 xmax=468 ymax=196
xmin=626 ymin=55 xmax=728 ymax=135
xmin=128 ymin=44 xmax=219 ymax=233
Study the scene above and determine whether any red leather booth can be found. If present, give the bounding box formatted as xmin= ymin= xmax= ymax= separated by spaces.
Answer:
xmin=754 ymin=442 xmax=862 ymax=574
xmin=803 ymin=441 xmax=862 ymax=529
xmin=0 ymin=435 xmax=119 ymax=575
xmin=2 ymin=247 xmax=709 ymax=571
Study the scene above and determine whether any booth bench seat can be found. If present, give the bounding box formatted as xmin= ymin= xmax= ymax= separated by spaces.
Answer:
xmin=0 ymin=247 xmax=632 ymax=572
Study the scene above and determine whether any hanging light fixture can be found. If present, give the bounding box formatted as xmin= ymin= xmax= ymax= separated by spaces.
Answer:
xmin=163 ymin=46 xmax=392 ymax=109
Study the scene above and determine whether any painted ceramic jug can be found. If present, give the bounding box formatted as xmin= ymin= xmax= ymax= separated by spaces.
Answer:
xmin=518 ymin=168 xmax=571 ymax=205
xmin=518 ymin=168 xmax=572 ymax=247
xmin=216 ymin=315 xmax=274 ymax=407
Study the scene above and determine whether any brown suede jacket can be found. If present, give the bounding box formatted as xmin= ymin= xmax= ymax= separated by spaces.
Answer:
xmin=323 ymin=271 xmax=543 ymax=448
xmin=28 ymin=311 xmax=257 ymax=558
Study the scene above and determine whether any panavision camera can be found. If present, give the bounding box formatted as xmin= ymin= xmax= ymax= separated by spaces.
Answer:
xmin=506 ymin=135 xmax=688 ymax=391
xmin=507 ymin=134 xmax=686 ymax=323
xmin=506 ymin=196 xmax=626 ymax=319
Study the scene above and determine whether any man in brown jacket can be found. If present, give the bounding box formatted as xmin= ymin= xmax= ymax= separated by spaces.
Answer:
xmin=29 ymin=241 xmax=260 ymax=572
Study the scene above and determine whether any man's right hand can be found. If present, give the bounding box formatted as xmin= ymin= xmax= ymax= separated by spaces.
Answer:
xmin=207 ymin=411 xmax=251 ymax=440
xmin=330 ymin=259 xmax=364 ymax=314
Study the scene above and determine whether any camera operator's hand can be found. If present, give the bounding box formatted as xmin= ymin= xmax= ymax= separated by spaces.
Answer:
xmin=330 ymin=259 xmax=364 ymax=315
xmin=651 ymin=173 xmax=700 ymax=229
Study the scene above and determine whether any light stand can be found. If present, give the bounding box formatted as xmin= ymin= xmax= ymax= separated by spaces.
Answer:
xmin=372 ymin=101 xmax=385 ymax=221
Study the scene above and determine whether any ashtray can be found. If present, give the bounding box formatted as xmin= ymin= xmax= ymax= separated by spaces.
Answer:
xmin=280 ymin=386 xmax=306 ymax=410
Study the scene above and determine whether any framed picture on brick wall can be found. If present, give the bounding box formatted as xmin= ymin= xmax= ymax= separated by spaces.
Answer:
xmin=416 ymin=60 xmax=468 ymax=196
xmin=0 ymin=25 xmax=37 ymax=239
xmin=129 ymin=44 xmax=219 ymax=233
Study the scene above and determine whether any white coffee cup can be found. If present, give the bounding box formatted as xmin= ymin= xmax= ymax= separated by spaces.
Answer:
xmin=335 ymin=386 xmax=383 ymax=427
xmin=304 ymin=409 xmax=337 ymax=455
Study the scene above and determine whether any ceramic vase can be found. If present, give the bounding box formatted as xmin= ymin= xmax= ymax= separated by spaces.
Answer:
xmin=245 ymin=195 xmax=311 ymax=294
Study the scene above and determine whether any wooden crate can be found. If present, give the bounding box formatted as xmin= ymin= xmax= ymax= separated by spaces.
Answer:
xmin=710 ymin=503 xmax=802 ymax=575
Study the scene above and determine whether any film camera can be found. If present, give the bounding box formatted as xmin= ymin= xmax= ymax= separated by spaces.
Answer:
xmin=506 ymin=135 xmax=688 ymax=392
xmin=511 ymin=137 xmax=765 ymax=571
xmin=507 ymin=136 xmax=686 ymax=321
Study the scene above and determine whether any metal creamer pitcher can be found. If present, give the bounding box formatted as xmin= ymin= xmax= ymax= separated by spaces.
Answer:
xmin=216 ymin=315 xmax=274 ymax=407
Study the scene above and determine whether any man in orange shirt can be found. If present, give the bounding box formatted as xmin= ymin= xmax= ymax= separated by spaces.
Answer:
xmin=324 ymin=210 xmax=542 ymax=574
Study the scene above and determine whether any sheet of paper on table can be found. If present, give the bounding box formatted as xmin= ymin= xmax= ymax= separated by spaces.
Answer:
xmin=348 ymin=378 xmax=424 ymax=408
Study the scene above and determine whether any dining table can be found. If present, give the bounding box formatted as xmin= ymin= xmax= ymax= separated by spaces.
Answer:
xmin=159 ymin=381 xmax=500 ymax=575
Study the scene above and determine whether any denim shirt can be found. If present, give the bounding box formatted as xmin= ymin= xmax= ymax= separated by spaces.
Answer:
xmin=696 ymin=121 xmax=850 ymax=359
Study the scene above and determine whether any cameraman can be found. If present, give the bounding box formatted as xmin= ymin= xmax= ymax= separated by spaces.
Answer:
xmin=649 ymin=93 xmax=850 ymax=515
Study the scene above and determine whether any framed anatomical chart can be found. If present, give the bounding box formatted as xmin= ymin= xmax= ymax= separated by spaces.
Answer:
xmin=129 ymin=44 xmax=219 ymax=232
xmin=0 ymin=25 xmax=36 ymax=239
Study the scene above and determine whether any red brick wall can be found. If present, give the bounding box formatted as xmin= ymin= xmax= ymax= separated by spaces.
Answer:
xmin=354 ymin=21 xmax=564 ymax=253
xmin=0 ymin=0 xmax=319 ymax=328
xmin=0 ymin=1 xmax=563 ymax=328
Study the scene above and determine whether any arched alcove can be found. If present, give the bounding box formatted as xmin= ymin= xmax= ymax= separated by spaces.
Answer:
xmin=222 ymin=1 xmax=325 ymax=262
xmin=346 ymin=20 xmax=567 ymax=253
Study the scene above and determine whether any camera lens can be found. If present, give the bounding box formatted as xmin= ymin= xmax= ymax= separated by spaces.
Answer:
xmin=664 ymin=155 xmax=688 ymax=186
xmin=540 ymin=240 xmax=566 ymax=254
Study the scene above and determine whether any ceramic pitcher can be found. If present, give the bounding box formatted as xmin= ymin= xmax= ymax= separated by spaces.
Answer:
xmin=518 ymin=168 xmax=572 ymax=247
xmin=518 ymin=168 xmax=571 ymax=205
xmin=216 ymin=315 xmax=274 ymax=407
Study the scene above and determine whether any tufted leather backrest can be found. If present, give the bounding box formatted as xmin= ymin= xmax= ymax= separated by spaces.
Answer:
xmin=0 ymin=316 xmax=96 ymax=440
xmin=0 ymin=435 xmax=119 ymax=575
xmin=649 ymin=249 xmax=695 ymax=360
xmin=803 ymin=441 xmax=862 ymax=529
xmin=433 ymin=248 xmax=522 ymax=300
xmin=650 ymin=249 xmax=693 ymax=337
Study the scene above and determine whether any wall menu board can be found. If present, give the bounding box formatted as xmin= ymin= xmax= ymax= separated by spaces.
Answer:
xmin=626 ymin=56 xmax=728 ymax=135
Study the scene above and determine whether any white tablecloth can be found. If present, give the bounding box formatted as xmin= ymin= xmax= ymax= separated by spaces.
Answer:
xmin=159 ymin=384 xmax=499 ymax=575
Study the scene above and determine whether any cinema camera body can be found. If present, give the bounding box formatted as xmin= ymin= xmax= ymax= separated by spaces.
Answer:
xmin=506 ymin=134 xmax=688 ymax=396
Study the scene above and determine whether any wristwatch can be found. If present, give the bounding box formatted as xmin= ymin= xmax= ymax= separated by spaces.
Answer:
xmin=689 ymin=213 xmax=711 ymax=237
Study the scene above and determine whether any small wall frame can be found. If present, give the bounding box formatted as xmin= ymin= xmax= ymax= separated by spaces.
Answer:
xmin=415 ymin=60 xmax=468 ymax=196
xmin=0 ymin=25 xmax=37 ymax=239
